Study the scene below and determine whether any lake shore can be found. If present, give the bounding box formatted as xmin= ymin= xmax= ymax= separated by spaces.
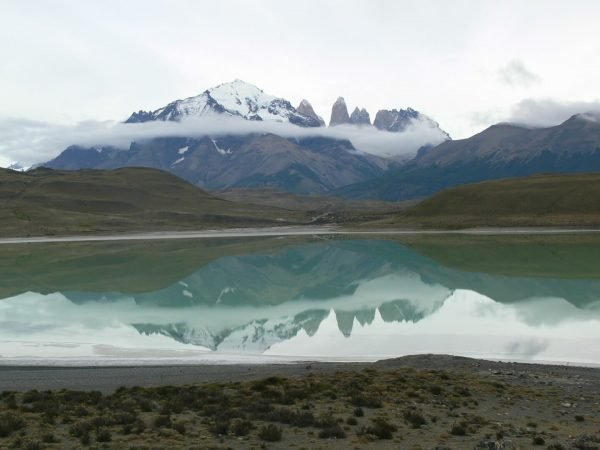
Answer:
xmin=1 ymin=225 xmax=600 ymax=244
xmin=1 ymin=354 xmax=598 ymax=393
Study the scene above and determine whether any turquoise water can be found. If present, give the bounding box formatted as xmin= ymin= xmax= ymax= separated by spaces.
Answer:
xmin=1 ymin=235 xmax=599 ymax=365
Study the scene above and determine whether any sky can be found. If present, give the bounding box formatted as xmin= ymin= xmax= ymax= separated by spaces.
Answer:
xmin=2 ymin=0 xmax=600 ymax=166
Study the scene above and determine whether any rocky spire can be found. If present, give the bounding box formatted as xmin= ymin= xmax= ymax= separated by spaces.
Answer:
xmin=296 ymin=99 xmax=325 ymax=126
xmin=329 ymin=97 xmax=350 ymax=126
xmin=373 ymin=108 xmax=420 ymax=132
xmin=349 ymin=107 xmax=371 ymax=126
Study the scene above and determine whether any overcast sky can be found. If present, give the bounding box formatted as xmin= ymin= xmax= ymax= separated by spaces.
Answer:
xmin=2 ymin=0 xmax=600 ymax=165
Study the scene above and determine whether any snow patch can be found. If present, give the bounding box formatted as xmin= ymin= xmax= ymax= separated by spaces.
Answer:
xmin=171 ymin=157 xmax=185 ymax=166
xmin=211 ymin=139 xmax=231 ymax=155
xmin=216 ymin=287 xmax=236 ymax=305
xmin=177 ymin=146 xmax=189 ymax=155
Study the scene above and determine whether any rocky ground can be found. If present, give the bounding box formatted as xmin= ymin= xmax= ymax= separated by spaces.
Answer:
xmin=0 ymin=355 xmax=599 ymax=449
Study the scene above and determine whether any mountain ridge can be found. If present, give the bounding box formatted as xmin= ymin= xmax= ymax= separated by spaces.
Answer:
xmin=337 ymin=113 xmax=600 ymax=200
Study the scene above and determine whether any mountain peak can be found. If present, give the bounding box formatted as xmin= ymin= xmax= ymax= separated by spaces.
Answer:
xmin=330 ymin=97 xmax=350 ymax=126
xmin=373 ymin=108 xmax=420 ymax=132
xmin=125 ymin=80 xmax=323 ymax=127
xmin=296 ymin=99 xmax=325 ymax=126
xmin=571 ymin=112 xmax=600 ymax=124
xmin=207 ymin=79 xmax=268 ymax=102
xmin=349 ymin=107 xmax=371 ymax=126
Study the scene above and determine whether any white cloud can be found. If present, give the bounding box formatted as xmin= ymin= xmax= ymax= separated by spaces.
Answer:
xmin=498 ymin=59 xmax=541 ymax=87
xmin=0 ymin=115 xmax=448 ymax=167
xmin=2 ymin=1 xmax=600 ymax=141
xmin=505 ymin=98 xmax=600 ymax=127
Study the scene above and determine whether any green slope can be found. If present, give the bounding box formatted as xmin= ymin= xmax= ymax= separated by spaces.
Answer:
xmin=371 ymin=173 xmax=600 ymax=228
xmin=0 ymin=167 xmax=307 ymax=237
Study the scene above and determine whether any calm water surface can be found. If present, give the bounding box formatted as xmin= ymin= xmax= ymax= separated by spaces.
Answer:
xmin=1 ymin=234 xmax=600 ymax=365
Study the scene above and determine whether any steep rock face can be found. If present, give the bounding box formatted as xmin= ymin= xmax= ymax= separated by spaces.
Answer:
xmin=296 ymin=99 xmax=325 ymax=126
xmin=329 ymin=97 xmax=351 ymax=126
xmin=125 ymin=79 xmax=323 ymax=128
xmin=374 ymin=108 xmax=420 ymax=132
xmin=45 ymin=134 xmax=392 ymax=195
xmin=349 ymin=107 xmax=371 ymax=126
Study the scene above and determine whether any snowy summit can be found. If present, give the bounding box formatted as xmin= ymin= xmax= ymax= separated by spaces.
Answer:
xmin=126 ymin=79 xmax=323 ymax=127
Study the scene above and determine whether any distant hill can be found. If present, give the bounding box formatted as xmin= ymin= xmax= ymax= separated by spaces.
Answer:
xmin=371 ymin=173 xmax=600 ymax=228
xmin=0 ymin=167 xmax=307 ymax=236
xmin=338 ymin=114 xmax=600 ymax=200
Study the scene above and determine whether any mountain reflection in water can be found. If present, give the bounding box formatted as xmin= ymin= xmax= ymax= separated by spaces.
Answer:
xmin=1 ymin=236 xmax=600 ymax=364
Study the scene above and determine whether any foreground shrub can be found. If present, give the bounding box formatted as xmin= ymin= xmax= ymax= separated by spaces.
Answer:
xmin=172 ymin=422 xmax=186 ymax=434
xmin=318 ymin=423 xmax=346 ymax=439
xmin=0 ymin=413 xmax=25 ymax=438
xmin=351 ymin=393 xmax=382 ymax=408
xmin=230 ymin=418 xmax=253 ymax=436
xmin=96 ymin=428 xmax=112 ymax=442
xmin=152 ymin=414 xmax=171 ymax=429
xmin=353 ymin=407 xmax=364 ymax=417
xmin=359 ymin=417 xmax=397 ymax=439
xmin=403 ymin=410 xmax=427 ymax=428
xmin=258 ymin=424 xmax=282 ymax=442
xmin=532 ymin=436 xmax=545 ymax=445
xmin=209 ymin=419 xmax=229 ymax=436
xmin=450 ymin=423 xmax=467 ymax=436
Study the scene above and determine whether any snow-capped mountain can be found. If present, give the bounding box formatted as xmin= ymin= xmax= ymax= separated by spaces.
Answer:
xmin=42 ymin=79 xmax=452 ymax=196
xmin=126 ymin=79 xmax=323 ymax=127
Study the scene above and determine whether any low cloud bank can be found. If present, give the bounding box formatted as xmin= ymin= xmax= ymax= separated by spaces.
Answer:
xmin=0 ymin=114 xmax=448 ymax=167
xmin=505 ymin=98 xmax=600 ymax=128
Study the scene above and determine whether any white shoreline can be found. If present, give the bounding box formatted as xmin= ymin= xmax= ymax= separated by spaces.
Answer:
xmin=1 ymin=226 xmax=600 ymax=245
xmin=1 ymin=354 xmax=599 ymax=369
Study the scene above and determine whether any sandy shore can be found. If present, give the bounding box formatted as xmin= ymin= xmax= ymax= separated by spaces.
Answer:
xmin=1 ymin=354 xmax=599 ymax=393
xmin=1 ymin=226 xmax=600 ymax=245
xmin=0 ymin=361 xmax=368 ymax=393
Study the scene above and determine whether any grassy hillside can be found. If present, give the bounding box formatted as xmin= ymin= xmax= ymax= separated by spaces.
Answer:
xmin=370 ymin=173 xmax=600 ymax=228
xmin=216 ymin=187 xmax=416 ymax=225
xmin=0 ymin=167 xmax=307 ymax=237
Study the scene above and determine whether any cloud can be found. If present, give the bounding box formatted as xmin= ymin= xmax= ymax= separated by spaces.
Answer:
xmin=505 ymin=338 xmax=548 ymax=358
xmin=505 ymin=98 xmax=600 ymax=127
xmin=498 ymin=59 xmax=541 ymax=87
xmin=0 ymin=115 xmax=449 ymax=167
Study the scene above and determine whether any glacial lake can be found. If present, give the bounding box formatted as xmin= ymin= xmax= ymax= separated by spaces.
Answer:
xmin=1 ymin=234 xmax=600 ymax=366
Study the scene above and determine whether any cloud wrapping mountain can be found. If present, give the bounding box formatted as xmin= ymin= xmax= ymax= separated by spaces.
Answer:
xmin=0 ymin=113 xmax=448 ymax=167
xmin=506 ymin=98 xmax=600 ymax=128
